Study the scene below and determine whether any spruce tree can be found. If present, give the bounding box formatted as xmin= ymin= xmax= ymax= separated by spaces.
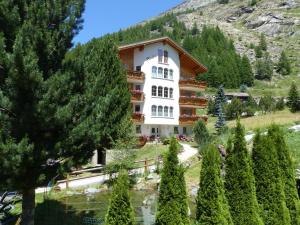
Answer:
xmin=277 ymin=51 xmax=291 ymax=75
xmin=252 ymin=132 xmax=291 ymax=225
xmin=0 ymin=2 xmax=132 ymax=225
xmin=105 ymin=170 xmax=135 ymax=225
xmin=196 ymin=145 xmax=233 ymax=225
xmin=240 ymin=55 xmax=254 ymax=86
xmin=215 ymin=101 xmax=226 ymax=134
xmin=268 ymin=125 xmax=300 ymax=225
xmin=156 ymin=138 xmax=189 ymax=225
xmin=287 ymin=82 xmax=300 ymax=113
xmin=225 ymin=120 xmax=264 ymax=225
xmin=255 ymin=53 xmax=273 ymax=80
xmin=193 ymin=120 xmax=210 ymax=146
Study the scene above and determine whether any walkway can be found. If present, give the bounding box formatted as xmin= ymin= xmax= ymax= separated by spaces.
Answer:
xmin=36 ymin=143 xmax=199 ymax=193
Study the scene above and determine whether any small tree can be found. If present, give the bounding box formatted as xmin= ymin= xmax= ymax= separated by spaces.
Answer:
xmin=156 ymin=138 xmax=189 ymax=225
xmin=105 ymin=170 xmax=135 ymax=225
xmin=276 ymin=97 xmax=285 ymax=110
xmin=277 ymin=51 xmax=291 ymax=75
xmin=287 ymin=82 xmax=300 ymax=113
xmin=193 ymin=120 xmax=210 ymax=146
xmin=259 ymin=94 xmax=275 ymax=114
xmin=268 ymin=125 xmax=300 ymax=225
xmin=259 ymin=34 xmax=267 ymax=51
xmin=225 ymin=97 xmax=243 ymax=120
xmin=252 ymin=132 xmax=291 ymax=225
xmin=225 ymin=120 xmax=264 ymax=225
xmin=215 ymin=100 xmax=226 ymax=134
xmin=196 ymin=144 xmax=233 ymax=225
xmin=255 ymin=53 xmax=273 ymax=80
xmin=255 ymin=46 xmax=263 ymax=58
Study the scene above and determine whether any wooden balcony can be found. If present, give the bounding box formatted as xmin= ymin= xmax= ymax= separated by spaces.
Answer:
xmin=179 ymin=96 xmax=207 ymax=108
xmin=127 ymin=71 xmax=145 ymax=83
xmin=179 ymin=115 xmax=208 ymax=125
xmin=179 ymin=79 xmax=206 ymax=92
xmin=132 ymin=112 xmax=144 ymax=123
xmin=131 ymin=90 xmax=145 ymax=103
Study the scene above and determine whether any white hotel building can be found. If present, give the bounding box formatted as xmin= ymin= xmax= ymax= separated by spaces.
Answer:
xmin=119 ymin=37 xmax=208 ymax=139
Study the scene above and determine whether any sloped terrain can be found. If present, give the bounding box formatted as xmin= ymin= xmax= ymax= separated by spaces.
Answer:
xmin=165 ymin=0 xmax=300 ymax=96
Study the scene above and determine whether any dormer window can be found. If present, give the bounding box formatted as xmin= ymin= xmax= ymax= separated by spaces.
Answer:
xmin=158 ymin=49 xmax=163 ymax=63
xmin=164 ymin=50 xmax=168 ymax=64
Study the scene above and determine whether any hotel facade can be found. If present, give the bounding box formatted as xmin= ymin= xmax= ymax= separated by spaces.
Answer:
xmin=119 ymin=37 xmax=208 ymax=138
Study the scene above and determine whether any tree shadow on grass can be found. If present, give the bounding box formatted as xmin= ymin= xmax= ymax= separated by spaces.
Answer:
xmin=35 ymin=199 xmax=97 ymax=225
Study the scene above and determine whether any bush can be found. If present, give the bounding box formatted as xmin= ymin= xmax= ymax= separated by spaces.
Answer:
xmin=161 ymin=137 xmax=170 ymax=145
xmin=276 ymin=97 xmax=285 ymax=110
xmin=193 ymin=120 xmax=210 ymax=146
xmin=225 ymin=98 xmax=243 ymax=120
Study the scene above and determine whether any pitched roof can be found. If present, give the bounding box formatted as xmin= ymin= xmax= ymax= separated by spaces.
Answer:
xmin=118 ymin=37 xmax=207 ymax=74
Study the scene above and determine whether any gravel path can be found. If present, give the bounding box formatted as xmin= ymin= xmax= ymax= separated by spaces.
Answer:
xmin=178 ymin=143 xmax=198 ymax=162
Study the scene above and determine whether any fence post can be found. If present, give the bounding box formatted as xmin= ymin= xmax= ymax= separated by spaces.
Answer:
xmin=144 ymin=158 xmax=148 ymax=175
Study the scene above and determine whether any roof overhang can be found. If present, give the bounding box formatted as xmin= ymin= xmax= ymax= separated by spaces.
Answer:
xmin=118 ymin=37 xmax=207 ymax=74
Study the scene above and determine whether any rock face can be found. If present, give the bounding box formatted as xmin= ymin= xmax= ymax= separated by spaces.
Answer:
xmin=159 ymin=0 xmax=300 ymax=71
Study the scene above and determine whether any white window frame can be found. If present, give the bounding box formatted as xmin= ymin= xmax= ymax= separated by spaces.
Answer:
xmin=152 ymin=66 xmax=157 ymax=78
xmin=152 ymin=105 xmax=157 ymax=116
xmin=158 ymin=106 xmax=163 ymax=117
xmin=164 ymin=106 xmax=169 ymax=117
xmin=158 ymin=86 xmax=163 ymax=97
xmin=152 ymin=86 xmax=157 ymax=97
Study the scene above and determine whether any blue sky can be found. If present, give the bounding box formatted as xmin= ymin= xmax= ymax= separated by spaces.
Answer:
xmin=74 ymin=0 xmax=183 ymax=44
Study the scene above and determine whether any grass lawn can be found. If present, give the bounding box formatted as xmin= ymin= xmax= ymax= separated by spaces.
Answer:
xmin=185 ymin=158 xmax=201 ymax=188
xmin=207 ymin=109 xmax=300 ymax=132
xmin=133 ymin=143 xmax=169 ymax=162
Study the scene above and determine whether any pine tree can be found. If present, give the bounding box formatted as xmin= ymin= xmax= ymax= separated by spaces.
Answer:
xmin=214 ymin=85 xmax=227 ymax=114
xmin=240 ymin=55 xmax=254 ymax=86
xmin=252 ymin=131 xmax=291 ymax=225
xmin=225 ymin=120 xmax=264 ymax=225
xmin=255 ymin=53 xmax=273 ymax=80
xmin=105 ymin=170 xmax=135 ymax=225
xmin=255 ymin=46 xmax=263 ymax=58
xmin=156 ymin=138 xmax=189 ymax=225
xmin=277 ymin=51 xmax=291 ymax=75
xmin=287 ymin=82 xmax=300 ymax=113
xmin=215 ymin=100 xmax=226 ymax=134
xmin=268 ymin=125 xmax=300 ymax=225
xmin=193 ymin=120 xmax=210 ymax=146
xmin=196 ymin=145 xmax=233 ymax=225
xmin=0 ymin=2 xmax=132 ymax=225
xmin=259 ymin=34 xmax=267 ymax=51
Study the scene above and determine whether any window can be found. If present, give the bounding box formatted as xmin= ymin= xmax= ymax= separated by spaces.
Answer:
xmin=135 ymin=105 xmax=141 ymax=112
xmin=169 ymin=88 xmax=173 ymax=99
xmin=164 ymin=50 xmax=168 ymax=64
xmin=158 ymin=67 xmax=163 ymax=78
xmin=183 ymin=127 xmax=187 ymax=135
xmin=152 ymin=105 xmax=157 ymax=116
xmin=169 ymin=69 xmax=173 ymax=80
xmin=158 ymin=106 xmax=163 ymax=117
xmin=136 ymin=125 xmax=141 ymax=134
xmin=152 ymin=66 xmax=157 ymax=78
xmin=158 ymin=49 xmax=163 ymax=63
xmin=136 ymin=66 xmax=141 ymax=71
xmin=164 ymin=106 xmax=169 ymax=117
xmin=174 ymin=126 xmax=179 ymax=134
xmin=164 ymin=68 xmax=168 ymax=79
xmin=152 ymin=86 xmax=157 ymax=97
xmin=164 ymin=87 xmax=168 ymax=98
xmin=135 ymin=85 xmax=141 ymax=91
xmin=158 ymin=86 xmax=163 ymax=97
xmin=170 ymin=107 xmax=174 ymax=117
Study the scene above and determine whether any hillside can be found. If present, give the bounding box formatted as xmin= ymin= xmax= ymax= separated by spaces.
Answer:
xmin=165 ymin=0 xmax=300 ymax=96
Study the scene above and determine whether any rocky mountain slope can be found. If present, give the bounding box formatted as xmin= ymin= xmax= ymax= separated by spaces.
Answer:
xmin=156 ymin=0 xmax=300 ymax=96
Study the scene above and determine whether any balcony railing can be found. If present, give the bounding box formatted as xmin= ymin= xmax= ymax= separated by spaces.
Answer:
xmin=179 ymin=79 xmax=207 ymax=91
xmin=179 ymin=114 xmax=208 ymax=125
xmin=130 ymin=90 xmax=145 ymax=102
xmin=179 ymin=96 xmax=207 ymax=108
xmin=127 ymin=70 xmax=145 ymax=83
xmin=132 ymin=112 xmax=144 ymax=123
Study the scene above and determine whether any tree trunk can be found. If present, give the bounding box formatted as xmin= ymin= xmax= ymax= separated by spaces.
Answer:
xmin=21 ymin=188 xmax=35 ymax=225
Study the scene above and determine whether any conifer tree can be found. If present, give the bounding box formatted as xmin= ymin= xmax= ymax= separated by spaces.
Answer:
xmin=196 ymin=145 xmax=233 ymax=225
xmin=214 ymin=85 xmax=227 ymax=113
xmin=252 ymin=132 xmax=291 ymax=225
xmin=240 ymin=55 xmax=254 ymax=86
xmin=259 ymin=34 xmax=267 ymax=51
xmin=277 ymin=51 xmax=291 ymax=75
xmin=105 ymin=170 xmax=135 ymax=225
xmin=215 ymin=100 xmax=226 ymax=134
xmin=225 ymin=120 xmax=264 ymax=225
xmin=255 ymin=53 xmax=273 ymax=80
xmin=268 ymin=125 xmax=300 ymax=225
xmin=193 ymin=120 xmax=210 ymax=146
xmin=0 ymin=2 xmax=132 ymax=224
xmin=156 ymin=138 xmax=189 ymax=225
xmin=287 ymin=82 xmax=300 ymax=113
xmin=255 ymin=46 xmax=263 ymax=58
